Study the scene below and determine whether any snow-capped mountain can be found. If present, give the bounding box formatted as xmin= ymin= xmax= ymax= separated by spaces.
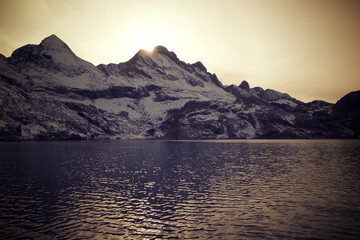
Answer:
xmin=0 ymin=35 xmax=359 ymax=140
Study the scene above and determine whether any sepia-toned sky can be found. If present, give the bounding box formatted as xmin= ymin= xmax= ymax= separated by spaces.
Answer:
xmin=1 ymin=0 xmax=359 ymax=103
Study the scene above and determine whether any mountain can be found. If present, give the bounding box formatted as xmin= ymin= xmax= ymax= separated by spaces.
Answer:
xmin=0 ymin=35 xmax=359 ymax=140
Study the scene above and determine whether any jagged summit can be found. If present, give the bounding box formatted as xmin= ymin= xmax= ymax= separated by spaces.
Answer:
xmin=99 ymin=43 xmax=209 ymax=80
xmin=97 ymin=43 xmax=225 ymax=88
xmin=136 ymin=45 xmax=181 ymax=65
xmin=151 ymin=46 xmax=207 ymax=72
xmin=191 ymin=61 xmax=207 ymax=72
xmin=98 ymin=44 xmax=212 ymax=81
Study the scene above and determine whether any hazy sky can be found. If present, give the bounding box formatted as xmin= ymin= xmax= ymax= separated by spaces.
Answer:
xmin=1 ymin=0 xmax=359 ymax=102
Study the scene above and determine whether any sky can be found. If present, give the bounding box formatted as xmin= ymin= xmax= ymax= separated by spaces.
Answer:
xmin=0 ymin=0 xmax=359 ymax=103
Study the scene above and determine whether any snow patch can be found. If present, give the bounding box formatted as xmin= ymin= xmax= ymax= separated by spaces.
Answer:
xmin=272 ymin=99 xmax=298 ymax=108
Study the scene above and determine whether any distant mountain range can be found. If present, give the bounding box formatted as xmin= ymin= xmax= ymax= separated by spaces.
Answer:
xmin=0 ymin=35 xmax=359 ymax=140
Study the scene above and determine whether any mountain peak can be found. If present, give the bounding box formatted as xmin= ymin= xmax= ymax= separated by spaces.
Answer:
xmin=239 ymin=80 xmax=250 ymax=90
xmin=153 ymin=45 xmax=170 ymax=54
xmin=9 ymin=34 xmax=95 ymax=74
xmin=45 ymin=34 xmax=61 ymax=40
xmin=40 ymin=34 xmax=69 ymax=51
xmin=152 ymin=45 xmax=180 ymax=63
xmin=191 ymin=61 xmax=207 ymax=72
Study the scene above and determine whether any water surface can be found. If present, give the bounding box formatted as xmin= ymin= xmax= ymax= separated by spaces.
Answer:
xmin=0 ymin=140 xmax=359 ymax=239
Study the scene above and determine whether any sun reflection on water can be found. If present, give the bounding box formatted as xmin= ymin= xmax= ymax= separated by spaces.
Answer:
xmin=0 ymin=140 xmax=359 ymax=239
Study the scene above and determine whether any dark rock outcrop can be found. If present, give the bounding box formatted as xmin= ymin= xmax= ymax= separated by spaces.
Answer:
xmin=239 ymin=80 xmax=250 ymax=90
xmin=333 ymin=91 xmax=360 ymax=137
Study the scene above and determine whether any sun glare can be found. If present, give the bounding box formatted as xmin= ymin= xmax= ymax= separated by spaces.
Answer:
xmin=131 ymin=28 xmax=168 ymax=53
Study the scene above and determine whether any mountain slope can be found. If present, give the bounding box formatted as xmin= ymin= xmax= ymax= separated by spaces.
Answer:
xmin=0 ymin=35 xmax=358 ymax=140
xmin=8 ymin=35 xmax=106 ymax=90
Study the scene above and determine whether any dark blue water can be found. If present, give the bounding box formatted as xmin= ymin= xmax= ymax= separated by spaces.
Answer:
xmin=0 ymin=140 xmax=359 ymax=239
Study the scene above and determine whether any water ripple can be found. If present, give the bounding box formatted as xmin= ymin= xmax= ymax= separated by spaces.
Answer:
xmin=0 ymin=140 xmax=360 ymax=239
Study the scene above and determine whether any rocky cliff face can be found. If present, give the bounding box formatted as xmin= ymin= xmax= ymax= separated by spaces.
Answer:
xmin=0 ymin=35 xmax=359 ymax=140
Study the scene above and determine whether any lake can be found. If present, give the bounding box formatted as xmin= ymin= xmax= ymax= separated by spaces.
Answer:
xmin=0 ymin=140 xmax=359 ymax=239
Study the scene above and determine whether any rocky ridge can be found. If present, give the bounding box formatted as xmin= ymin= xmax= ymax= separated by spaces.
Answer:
xmin=0 ymin=35 xmax=359 ymax=140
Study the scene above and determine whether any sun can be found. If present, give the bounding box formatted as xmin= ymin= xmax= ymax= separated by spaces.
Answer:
xmin=131 ymin=28 xmax=168 ymax=53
